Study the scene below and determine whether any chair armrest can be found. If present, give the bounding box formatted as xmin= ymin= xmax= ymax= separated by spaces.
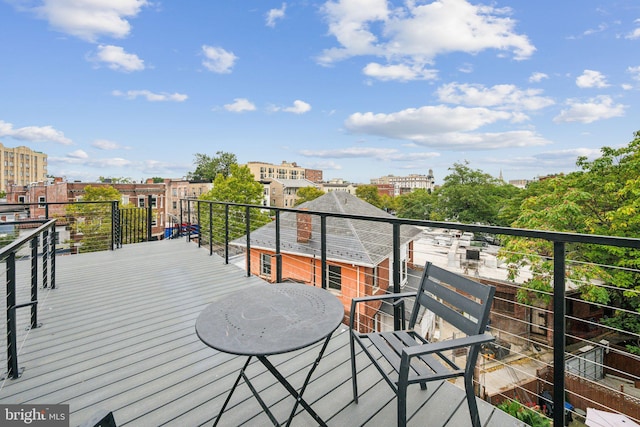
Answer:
xmin=349 ymin=292 xmax=417 ymax=329
xmin=403 ymin=333 xmax=495 ymax=358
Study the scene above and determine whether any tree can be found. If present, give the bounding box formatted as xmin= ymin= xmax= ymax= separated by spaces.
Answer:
xmin=356 ymin=185 xmax=383 ymax=208
xmin=66 ymin=186 xmax=121 ymax=253
xmin=150 ymin=177 xmax=164 ymax=183
xmin=187 ymin=151 xmax=238 ymax=182
xmin=98 ymin=176 xmax=133 ymax=183
xmin=396 ymin=189 xmax=434 ymax=220
xmin=198 ymin=164 xmax=270 ymax=244
xmin=501 ymin=131 xmax=640 ymax=353
xmin=433 ymin=161 xmax=520 ymax=225
xmin=295 ymin=186 xmax=325 ymax=206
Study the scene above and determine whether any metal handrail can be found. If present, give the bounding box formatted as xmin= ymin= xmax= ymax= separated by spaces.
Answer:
xmin=0 ymin=219 xmax=57 ymax=379
xmin=180 ymin=198 xmax=640 ymax=427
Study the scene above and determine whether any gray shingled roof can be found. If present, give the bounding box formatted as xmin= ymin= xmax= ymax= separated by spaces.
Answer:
xmin=234 ymin=191 xmax=423 ymax=267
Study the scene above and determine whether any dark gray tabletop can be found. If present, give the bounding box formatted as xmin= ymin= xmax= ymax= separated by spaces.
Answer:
xmin=196 ymin=283 xmax=344 ymax=356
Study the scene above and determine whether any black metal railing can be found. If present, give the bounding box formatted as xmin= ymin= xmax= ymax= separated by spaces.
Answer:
xmin=180 ymin=198 xmax=640 ymax=427
xmin=0 ymin=219 xmax=57 ymax=379
xmin=1 ymin=197 xmax=159 ymax=253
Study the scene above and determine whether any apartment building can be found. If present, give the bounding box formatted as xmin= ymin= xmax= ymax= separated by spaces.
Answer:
xmin=263 ymin=178 xmax=317 ymax=208
xmin=370 ymin=170 xmax=435 ymax=196
xmin=244 ymin=160 xmax=322 ymax=183
xmin=164 ymin=178 xmax=213 ymax=223
xmin=0 ymin=142 xmax=47 ymax=194
xmin=320 ymin=178 xmax=358 ymax=195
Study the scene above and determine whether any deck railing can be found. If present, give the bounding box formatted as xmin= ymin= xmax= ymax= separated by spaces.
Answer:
xmin=180 ymin=198 xmax=640 ymax=426
xmin=0 ymin=197 xmax=162 ymax=253
xmin=0 ymin=219 xmax=57 ymax=379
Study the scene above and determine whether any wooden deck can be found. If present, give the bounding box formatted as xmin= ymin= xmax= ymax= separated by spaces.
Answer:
xmin=0 ymin=239 xmax=524 ymax=426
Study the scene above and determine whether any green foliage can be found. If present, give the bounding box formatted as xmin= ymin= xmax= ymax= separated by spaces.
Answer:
xmin=0 ymin=190 xmax=6 ymax=198
xmin=433 ymin=161 xmax=521 ymax=225
xmin=355 ymin=185 xmax=383 ymax=208
xmin=187 ymin=151 xmax=237 ymax=182
xmin=199 ymin=164 xmax=270 ymax=245
xmin=150 ymin=177 xmax=164 ymax=183
xmin=500 ymin=131 xmax=640 ymax=353
xmin=98 ymin=176 xmax=133 ymax=183
xmin=295 ymin=186 xmax=325 ymax=206
xmin=396 ymin=189 xmax=434 ymax=219
xmin=65 ymin=186 xmax=120 ymax=253
xmin=496 ymin=399 xmax=550 ymax=427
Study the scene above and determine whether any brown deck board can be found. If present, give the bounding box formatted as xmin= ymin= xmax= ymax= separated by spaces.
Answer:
xmin=0 ymin=239 xmax=525 ymax=426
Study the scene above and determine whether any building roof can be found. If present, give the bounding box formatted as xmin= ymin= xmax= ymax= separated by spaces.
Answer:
xmin=267 ymin=178 xmax=316 ymax=188
xmin=236 ymin=191 xmax=422 ymax=267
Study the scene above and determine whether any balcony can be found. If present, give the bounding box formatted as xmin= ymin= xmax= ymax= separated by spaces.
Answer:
xmin=0 ymin=239 xmax=523 ymax=426
xmin=1 ymin=196 xmax=639 ymax=426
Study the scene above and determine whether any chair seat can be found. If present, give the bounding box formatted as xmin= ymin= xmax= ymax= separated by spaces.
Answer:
xmin=356 ymin=330 xmax=465 ymax=388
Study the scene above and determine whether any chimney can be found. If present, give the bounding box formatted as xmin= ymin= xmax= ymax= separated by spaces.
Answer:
xmin=296 ymin=210 xmax=312 ymax=243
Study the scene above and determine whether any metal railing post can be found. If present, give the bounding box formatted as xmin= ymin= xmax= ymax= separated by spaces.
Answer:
xmin=553 ymin=241 xmax=566 ymax=427
xmin=30 ymin=238 xmax=38 ymax=329
xmin=392 ymin=223 xmax=402 ymax=330
xmin=5 ymin=253 xmax=19 ymax=379
xmin=245 ymin=206 xmax=251 ymax=277
xmin=209 ymin=202 xmax=213 ymax=255
xmin=275 ymin=210 xmax=282 ymax=283
xmin=320 ymin=215 xmax=327 ymax=289
xmin=147 ymin=195 xmax=152 ymax=242
xmin=50 ymin=227 xmax=56 ymax=289
xmin=224 ymin=204 xmax=229 ymax=265
xmin=197 ymin=201 xmax=202 ymax=248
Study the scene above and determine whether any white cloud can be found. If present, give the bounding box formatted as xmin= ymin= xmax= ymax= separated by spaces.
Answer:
xmin=0 ymin=120 xmax=72 ymax=145
xmin=576 ymin=70 xmax=609 ymax=88
xmin=343 ymin=105 xmax=551 ymax=149
xmin=300 ymin=146 xmax=440 ymax=161
xmin=529 ymin=72 xmax=548 ymax=83
xmin=68 ymin=149 xmax=88 ymax=159
xmin=266 ymin=3 xmax=286 ymax=27
xmin=91 ymin=45 xmax=145 ymax=72
xmin=362 ymin=63 xmax=438 ymax=81
xmin=92 ymin=139 xmax=129 ymax=150
xmin=436 ymin=83 xmax=555 ymax=111
xmin=274 ymin=100 xmax=312 ymax=114
xmin=628 ymin=66 xmax=640 ymax=81
xmin=224 ymin=98 xmax=256 ymax=112
xmin=318 ymin=0 xmax=535 ymax=74
xmin=626 ymin=19 xmax=640 ymax=39
xmin=553 ymin=95 xmax=626 ymax=123
xmin=30 ymin=0 xmax=148 ymax=42
xmin=202 ymin=45 xmax=237 ymax=73
xmin=112 ymin=90 xmax=188 ymax=102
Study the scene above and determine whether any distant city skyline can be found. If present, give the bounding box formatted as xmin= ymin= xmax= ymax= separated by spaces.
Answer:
xmin=1 ymin=1 xmax=639 ymax=185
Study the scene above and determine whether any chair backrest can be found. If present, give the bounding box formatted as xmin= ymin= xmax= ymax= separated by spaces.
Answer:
xmin=408 ymin=262 xmax=495 ymax=337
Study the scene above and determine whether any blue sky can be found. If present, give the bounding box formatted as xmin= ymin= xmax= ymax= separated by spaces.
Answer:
xmin=1 ymin=1 xmax=639 ymax=185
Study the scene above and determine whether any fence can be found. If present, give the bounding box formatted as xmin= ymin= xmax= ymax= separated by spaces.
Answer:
xmin=0 ymin=219 xmax=57 ymax=379
xmin=180 ymin=197 xmax=640 ymax=427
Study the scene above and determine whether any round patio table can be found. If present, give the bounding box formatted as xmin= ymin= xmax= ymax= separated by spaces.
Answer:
xmin=196 ymin=283 xmax=344 ymax=426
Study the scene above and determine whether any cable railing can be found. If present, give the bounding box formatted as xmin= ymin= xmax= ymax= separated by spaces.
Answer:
xmin=0 ymin=219 xmax=57 ymax=380
xmin=181 ymin=198 xmax=640 ymax=426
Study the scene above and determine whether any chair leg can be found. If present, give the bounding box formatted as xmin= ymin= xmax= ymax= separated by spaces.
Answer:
xmin=349 ymin=332 xmax=359 ymax=403
xmin=397 ymin=380 xmax=407 ymax=427
xmin=464 ymin=374 xmax=481 ymax=427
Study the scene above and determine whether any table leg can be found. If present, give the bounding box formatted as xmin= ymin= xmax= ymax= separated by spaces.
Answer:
xmin=258 ymin=333 xmax=332 ymax=427
xmin=213 ymin=356 xmax=252 ymax=427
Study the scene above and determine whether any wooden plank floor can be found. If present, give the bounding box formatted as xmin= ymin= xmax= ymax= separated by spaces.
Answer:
xmin=0 ymin=239 xmax=524 ymax=426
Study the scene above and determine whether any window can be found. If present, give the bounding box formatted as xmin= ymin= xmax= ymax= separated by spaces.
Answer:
xmin=38 ymin=196 xmax=46 ymax=208
xmin=328 ymin=265 xmax=342 ymax=291
xmin=138 ymin=197 xmax=145 ymax=208
xmin=18 ymin=196 xmax=25 ymax=203
xmin=172 ymin=201 xmax=177 ymax=209
xmin=261 ymin=253 xmax=272 ymax=276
